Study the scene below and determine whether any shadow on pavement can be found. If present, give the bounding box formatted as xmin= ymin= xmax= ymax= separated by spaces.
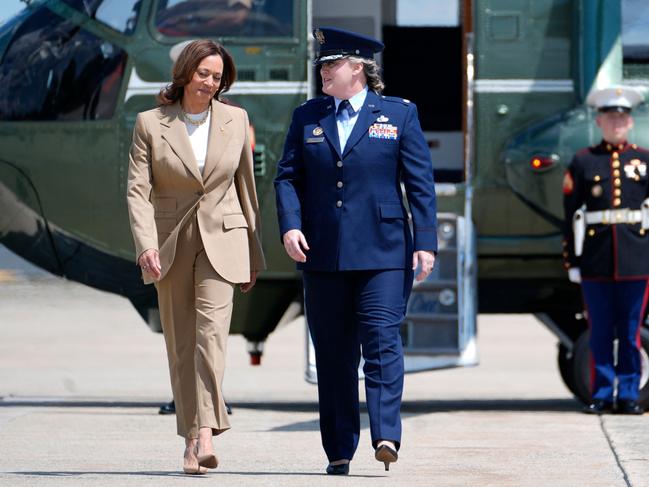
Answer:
xmin=400 ymin=398 xmax=581 ymax=413
xmin=0 ymin=397 xmax=580 ymax=413
xmin=4 ymin=470 xmax=384 ymax=478
xmin=0 ymin=399 xmax=165 ymax=408
xmin=234 ymin=398 xmax=581 ymax=414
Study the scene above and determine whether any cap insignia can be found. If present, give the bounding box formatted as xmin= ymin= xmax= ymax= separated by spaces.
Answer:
xmin=315 ymin=29 xmax=325 ymax=44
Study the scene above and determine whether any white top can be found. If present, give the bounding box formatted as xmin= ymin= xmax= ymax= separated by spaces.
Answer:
xmin=334 ymin=86 xmax=368 ymax=151
xmin=183 ymin=109 xmax=211 ymax=173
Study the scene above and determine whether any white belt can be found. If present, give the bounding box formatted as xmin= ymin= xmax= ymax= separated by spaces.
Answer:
xmin=584 ymin=208 xmax=642 ymax=225
xmin=573 ymin=199 xmax=649 ymax=257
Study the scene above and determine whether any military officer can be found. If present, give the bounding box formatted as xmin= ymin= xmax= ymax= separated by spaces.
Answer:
xmin=274 ymin=27 xmax=437 ymax=474
xmin=563 ymin=84 xmax=648 ymax=415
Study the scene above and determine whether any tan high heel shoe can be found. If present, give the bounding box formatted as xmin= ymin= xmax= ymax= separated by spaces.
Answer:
xmin=183 ymin=445 xmax=207 ymax=475
xmin=375 ymin=442 xmax=398 ymax=471
xmin=196 ymin=443 xmax=218 ymax=469
xmin=183 ymin=464 xmax=208 ymax=475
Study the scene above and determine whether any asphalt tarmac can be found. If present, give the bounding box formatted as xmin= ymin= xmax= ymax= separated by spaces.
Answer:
xmin=1 ymin=245 xmax=648 ymax=486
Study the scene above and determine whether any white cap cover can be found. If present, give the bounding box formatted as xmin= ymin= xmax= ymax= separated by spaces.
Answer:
xmin=586 ymin=84 xmax=646 ymax=111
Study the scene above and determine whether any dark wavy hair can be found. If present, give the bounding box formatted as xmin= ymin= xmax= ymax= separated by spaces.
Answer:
xmin=157 ymin=39 xmax=236 ymax=105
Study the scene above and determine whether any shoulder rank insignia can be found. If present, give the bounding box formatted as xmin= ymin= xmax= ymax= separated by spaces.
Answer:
xmin=563 ymin=171 xmax=574 ymax=195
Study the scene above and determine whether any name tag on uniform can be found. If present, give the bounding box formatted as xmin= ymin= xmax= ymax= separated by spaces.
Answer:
xmin=369 ymin=123 xmax=398 ymax=140
xmin=306 ymin=137 xmax=325 ymax=143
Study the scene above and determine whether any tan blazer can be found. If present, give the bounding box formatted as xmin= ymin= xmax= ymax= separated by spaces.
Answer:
xmin=127 ymin=99 xmax=266 ymax=285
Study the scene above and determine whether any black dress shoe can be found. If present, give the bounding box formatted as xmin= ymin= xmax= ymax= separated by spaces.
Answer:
xmin=617 ymin=400 xmax=644 ymax=415
xmin=326 ymin=462 xmax=350 ymax=475
xmin=159 ymin=400 xmax=175 ymax=415
xmin=583 ymin=400 xmax=614 ymax=414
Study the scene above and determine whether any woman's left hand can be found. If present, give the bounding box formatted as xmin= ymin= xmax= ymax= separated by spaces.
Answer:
xmin=413 ymin=250 xmax=435 ymax=282
xmin=240 ymin=271 xmax=258 ymax=293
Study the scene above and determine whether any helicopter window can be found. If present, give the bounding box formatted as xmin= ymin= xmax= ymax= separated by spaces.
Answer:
xmin=622 ymin=0 xmax=649 ymax=64
xmin=61 ymin=0 xmax=142 ymax=35
xmin=155 ymin=0 xmax=293 ymax=38
xmin=0 ymin=7 xmax=127 ymax=121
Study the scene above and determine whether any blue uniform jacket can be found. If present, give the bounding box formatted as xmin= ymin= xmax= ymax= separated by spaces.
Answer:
xmin=274 ymin=90 xmax=437 ymax=271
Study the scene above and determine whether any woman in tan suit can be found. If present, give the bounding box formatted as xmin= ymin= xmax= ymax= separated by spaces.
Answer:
xmin=126 ymin=40 xmax=265 ymax=474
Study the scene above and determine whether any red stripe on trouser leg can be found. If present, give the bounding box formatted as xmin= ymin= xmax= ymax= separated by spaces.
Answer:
xmin=635 ymin=280 xmax=649 ymax=350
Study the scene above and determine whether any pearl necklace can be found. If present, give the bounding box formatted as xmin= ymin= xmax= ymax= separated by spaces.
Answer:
xmin=182 ymin=106 xmax=210 ymax=126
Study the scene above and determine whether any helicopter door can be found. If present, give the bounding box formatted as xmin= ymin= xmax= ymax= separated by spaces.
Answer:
xmin=382 ymin=1 xmax=477 ymax=372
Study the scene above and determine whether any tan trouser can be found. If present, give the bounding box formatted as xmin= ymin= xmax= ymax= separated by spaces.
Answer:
xmin=155 ymin=214 xmax=233 ymax=439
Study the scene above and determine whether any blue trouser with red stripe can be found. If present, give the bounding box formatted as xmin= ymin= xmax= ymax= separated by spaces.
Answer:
xmin=581 ymin=279 xmax=649 ymax=402
xmin=303 ymin=269 xmax=412 ymax=462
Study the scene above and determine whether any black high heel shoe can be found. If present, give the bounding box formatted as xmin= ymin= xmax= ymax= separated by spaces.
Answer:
xmin=375 ymin=443 xmax=398 ymax=471
xmin=326 ymin=461 xmax=350 ymax=475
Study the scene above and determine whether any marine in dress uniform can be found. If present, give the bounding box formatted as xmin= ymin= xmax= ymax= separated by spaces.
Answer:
xmin=274 ymin=27 xmax=437 ymax=473
xmin=563 ymin=85 xmax=648 ymax=415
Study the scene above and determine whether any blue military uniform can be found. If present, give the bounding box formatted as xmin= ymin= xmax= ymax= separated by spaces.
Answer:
xmin=277 ymin=91 xmax=437 ymax=270
xmin=563 ymin=85 xmax=648 ymax=412
xmin=275 ymin=27 xmax=437 ymax=463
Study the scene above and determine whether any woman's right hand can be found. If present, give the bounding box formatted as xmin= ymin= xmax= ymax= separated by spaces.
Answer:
xmin=138 ymin=248 xmax=162 ymax=280
xmin=282 ymin=229 xmax=309 ymax=263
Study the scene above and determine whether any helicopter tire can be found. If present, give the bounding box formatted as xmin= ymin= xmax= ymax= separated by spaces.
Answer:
xmin=557 ymin=344 xmax=579 ymax=399
xmin=570 ymin=328 xmax=649 ymax=409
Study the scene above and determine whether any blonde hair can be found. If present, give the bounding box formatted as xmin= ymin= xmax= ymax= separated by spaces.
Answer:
xmin=348 ymin=56 xmax=385 ymax=94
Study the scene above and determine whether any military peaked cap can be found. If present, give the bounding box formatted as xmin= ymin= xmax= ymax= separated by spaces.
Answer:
xmin=586 ymin=84 xmax=645 ymax=113
xmin=312 ymin=26 xmax=384 ymax=65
